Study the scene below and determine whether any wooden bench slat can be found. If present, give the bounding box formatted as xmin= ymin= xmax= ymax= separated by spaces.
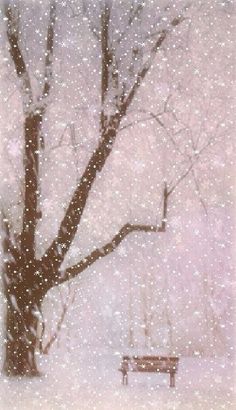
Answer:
xmin=119 ymin=355 xmax=179 ymax=387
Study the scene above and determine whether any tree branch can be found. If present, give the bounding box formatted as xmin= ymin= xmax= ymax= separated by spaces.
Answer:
xmin=40 ymin=112 xmax=122 ymax=272
xmin=57 ymin=224 xmax=156 ymax=284
xmin=40 ymin=11 xmax=183 ymax=275
xmin=55 ymin=183 xmax=169 ymax=286
xmin=116 ymin=1 xmax=145 ymax=45
xmin=4 ymin=2 xmax=33 ymax=111
xmin=41 ymin=0 xmax=57 ymax=100
xmin=121 ymin=16 xmax=185 ymax=114
xmin=191 ymin=169 xmax=208 ymax=215
xmin=168 ymin=134 xmax=217 ymax=197
xmin=41 ymin=2 xmax=125 ymax=272
xmin=4 ymin=3 xmax=38 ymax=258
xmin=101 ymin=1 xmax=111 ymax=119
xmin=5 ymin=2 xmax=57 ymax=260
xmin=119 ymin=115 xmax=160 ymax=132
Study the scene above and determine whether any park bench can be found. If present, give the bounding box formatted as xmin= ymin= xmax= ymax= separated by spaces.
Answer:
xmin=119 ymin=355 xmax=179 ymax=387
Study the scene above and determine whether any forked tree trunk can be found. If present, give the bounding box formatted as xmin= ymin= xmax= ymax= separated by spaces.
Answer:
xmin=2 ymin=0 xmax=178 ymax=378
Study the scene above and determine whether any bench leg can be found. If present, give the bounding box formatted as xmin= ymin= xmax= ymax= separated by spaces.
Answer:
xmin=170 ymin=373 xmax=175 ymax=388
xmin=122 ymin=373 xmax=128 ymax=385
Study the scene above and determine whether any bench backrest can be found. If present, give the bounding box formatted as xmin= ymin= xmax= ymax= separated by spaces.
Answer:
xmin=122 ymin=356 xmax=179 ymax=372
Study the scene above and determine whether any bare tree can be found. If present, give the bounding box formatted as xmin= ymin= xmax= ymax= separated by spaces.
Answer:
xmin=2 ymin=0 xmax=219 ymax=377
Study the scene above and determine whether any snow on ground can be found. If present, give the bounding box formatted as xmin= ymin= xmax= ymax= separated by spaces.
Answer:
xmin=0 ymin=349 xmax=235 ymax=410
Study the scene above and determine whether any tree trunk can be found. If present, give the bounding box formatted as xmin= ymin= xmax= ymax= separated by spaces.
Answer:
xmin=2 ymin=264 xmax=43 ymax=377
xmin=3 ymin=302 xmax=40 ymax=376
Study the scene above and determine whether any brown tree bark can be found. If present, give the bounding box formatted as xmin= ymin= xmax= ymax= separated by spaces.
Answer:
xmin=4 ymin=290 xmax=41 ymax=376
xmin=2 ymin=223 xmax=46 ymax=375
xmin=2 ymin=1 xmax=56 ymax=376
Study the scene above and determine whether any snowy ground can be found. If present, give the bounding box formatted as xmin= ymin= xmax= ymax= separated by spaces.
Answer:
xmin=0 ymin=349 xmax=235 ymax=410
